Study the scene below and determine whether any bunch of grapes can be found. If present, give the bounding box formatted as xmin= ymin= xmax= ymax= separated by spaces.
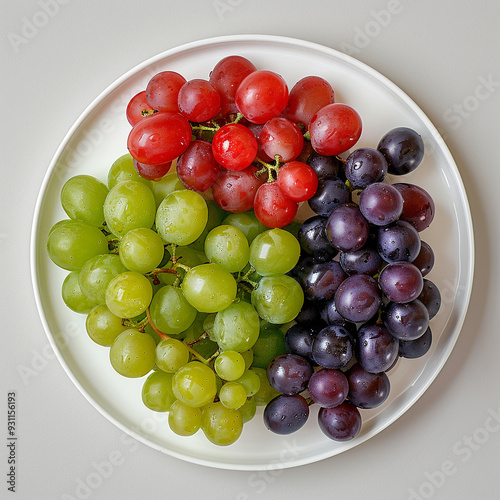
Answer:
xmin=46 ymin=53 xmax=440 ymax=447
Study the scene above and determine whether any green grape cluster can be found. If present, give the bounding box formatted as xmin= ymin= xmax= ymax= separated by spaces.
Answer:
xmin=47 ymin=153 xmax=304 ymax=447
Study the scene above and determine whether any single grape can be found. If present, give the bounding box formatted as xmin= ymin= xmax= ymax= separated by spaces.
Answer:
xmin=141 ymin=370 xmax=176 ymax=412
xmin=234 ymin=369 xmax=261 ymax=397
xmin=267 ymin=354 xmax=313 ymax=395
xmin=339 ymin=244 xmax=382 ymax=276
xmin=379 ymin=262 xmax=424 ymax=303
xmin=356 ymin=323 xmax=399 ymax=373
xmin=211 ymin=123 xmax=258 ymax=171
xmin=177 ymin=78 xmax=220 ymax=122
xmin=311 ymin=324 xmax=353 ymax=369
xmin=109 ymin=329 xmax=156 ymax=378
xmin=417 ymin=279 xmax=441 ymax=319
xmin=219 ymin=382 xmax=248 ymax=410
xmin=168 ymin=400 xmax=202 ymax=436
xmin=253 ymin=182 xmax=298 ymax=229
xmin=214 ymin=351 xmax=246 ymax=381
xmin=318 ymin=402 xmax=362 ymax=441
xmin=306 ymin=151 xmax=342 ymax=180
xmin=393 ymin=183 xmax=435 ymax=232
xmin=399 ymin=326 xmax=433 ymax=359
xmin=204 ymin=224 xmax=250 ymax=273
xmin=383 ymin=299 xmax=429 ymax=340
xmin=119 ymin=227 xmax=165 ymax=274
xmin=133 ymin=159 xmax=172 ymax=181
xmin=172 ymin=361 xmax=217 ymax=407
xmin=334 ymin=274 xmax=381 ymax=323
xmin=263 ymin=394 xmax=309 ymax=435
xmin=377 ymin=220 xmax=421 ymax=263
xmin=297 ymin=215 xmax=337 ymax=262
xmin=377 ymin=127 xmax=424 ymax=175
xmin=259 ymin=117 xmax=304 ymax=162
xmin=201 ymin=401 xmax=243 ymax=446
xmin=326 ymin=204 xmax=369 ymax=252
xmin=412 ymin=241 xmax=435 ymax=277
xmin=145 ymin=71 xmax=186 ymax=112
xmin=85 ymin=304 xmax=128 ymax=346
xmin=126 ymin=90 xmax=155 ymax=126
xmin=298 ymin=260 xmax=346 ymax=301
xmin=358 ymin=182 xmax=403 ymax=226
xmin=156 ymin=338 xmax=190 ymax=373
xmin=62 ymin=270 xmax=98 ymax=314
xmin=308 ymin=368 xmax=349 ymax=408
xmin=307 ymin=177 xmax=350 ymax=216
xmin=347 ymin=363 xmax=390 ymax=409
xmin=277 ymin=161 xmax=319 ymax=202
xmin=284 ymin=323 xmax=316 ymax=360
xmin=344 ymin=148 xmax=388 ymax=188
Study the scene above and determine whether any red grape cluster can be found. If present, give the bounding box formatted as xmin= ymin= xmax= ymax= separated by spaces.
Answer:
xmin=125 ymin=55 xmax=364 ymax=228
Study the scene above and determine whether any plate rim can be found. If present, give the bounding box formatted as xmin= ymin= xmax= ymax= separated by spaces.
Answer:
xmin=30 ymin=33 xmax=475 ymax=470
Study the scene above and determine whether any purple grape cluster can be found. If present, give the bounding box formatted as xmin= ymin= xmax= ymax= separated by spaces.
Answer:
xmin=263 ymin=127 xmax=441 ymax=442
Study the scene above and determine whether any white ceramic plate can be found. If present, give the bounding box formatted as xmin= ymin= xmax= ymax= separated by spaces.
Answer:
xmin=31 ymin=35 xmax=474 ymax=470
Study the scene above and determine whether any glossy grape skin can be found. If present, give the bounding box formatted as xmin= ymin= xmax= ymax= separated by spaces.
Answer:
xmin=141 ymin=370 xmax=176 ymax=412
xmin=383 ymin=299 xmax=429 ymax=340
xmin=307 ymin=178 xmax=350 ymax=216
xmin=259 ymin=117 xmax=304 ymax=162
xmin=326 ymin=204 xmax=369 ymax=252
xmin=356 ymin=323 xmax=399 ymax=373
xmin=393 ymin=183 xmax=435 ymax=232
xmin=253 ymin=182 xmax=298 ymax=229
xmin=152 ymin=172 xmax=185 ymax=207
xmin=119 ymin=227 xmax=165 ymax=274
xmin=334 ymin=274 xmax=381 ymax=323
xmin=61 ymin=175 xmax=109 ymax=227
xmin=399 ymin=326 xmax=433 ymax=359
xmin=62 ymin=270 xmax=98 ymax=314
xmin=284 ymin=323 xmax=316 ymax=360
xmin=109 ymin=329 xmax=156 ymax=378
xmin=308 ymin=368 xmax=348 ymax=408
xmin=376 ymin=220 xmax=421 ymax=263
xmin=86 ymin=304 xmax=128 ymax=346
xmin=277 ymin=161 xmax=319 ymax=202
xmin=412 ymin=241 xmax=435 ymax=277
xmin=177 ymin=78 xmax=220 ymax=122
xmin=234 ymin=369 xmax=261 ymax=397
xmin=251 ymin=327 xmax=287 ymax=369
xmin=126 ymin=90 xmax=155 ymax=126
xmin=168 ymin=400 xmax=202 ymax=436
xmin=311 ymin=324 xmax=353 ymax=369
xmin=320 ymin=299 xmax=351 ymax=327
xmin=214 ymin=351 xmax=246 ymax=381
xmin=297 ymin=215 xmax=338 ymax=262
xmin=145 ymin=71 xmax=186 ymax=112
xmin=306 ymin=151 xmax=342 ymax=180
xmin=379 ymin=262 xmax=424 ymax=304
xmin=212 ymin=123 xmax=258 ymax=171
xmin=377 ymin=127 xmax=424 ymax=175
xmin=309 ymin=103 xmax=362 ymax=156
xmin=201 ymin=401 xmax=243 ymax=446
xmin=339 ymin=244 xmax=382 ymax=276
xmin=222 ymin=211 xmax=267 ymax=243
xmin=347 ymin=363 xmax=390 ymax=409
xmin=133 ymin=159 xmax=172 ymax=181
xmin=299 ymin=260 xmax=346 ymax=301
xmin=155 ymin=338 xmax=189 ymax=373
xmin=318 ymin=401 xmax=362 ymax=441
xmin=204 ymin=224 xmax=249 ymax=273
xmin=417 ymin=279 xmax=441 ymax=320
xmin=107 ymin=154 xmax=153 ymax=190
xmin=263 ymin=394 xmax=309 ymax=435
xmin=267 ymin=354 xmax=313 ymax=395
xmin=344 ymin=148 xmax=388 ymax=188
xmin=358 ymin=182 xmax=403 ymax=226
xmin=172 ymin=361 xmax=217 ymax=408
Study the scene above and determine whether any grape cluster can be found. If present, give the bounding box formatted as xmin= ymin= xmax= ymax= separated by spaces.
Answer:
xmin=46 ymin=54 xmax=440 ymax=447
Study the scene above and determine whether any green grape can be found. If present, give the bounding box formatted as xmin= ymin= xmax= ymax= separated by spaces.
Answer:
xmin=152 ymin=171 xmax=185 ymax=207
xmin=214 ymin=351 xmax=246 ymax=381
xmin=172 ymin=361 xmax=217 ymax=407
xmin=239 ymin=397 xmax=257 ymax=423
xmin=141 ymin=370 xmax=176 ymax=412
xmin=79 ymin=254 xmax=127 ymax=304
xmin=202 ymin=313 xmax=217 ymax=342
xmin=189 ymin=200 xmax=227 ymax=252
xmin=156 ymin=338 xmax=190 ymax=373
xmin=204 ymin=224 xmax=249 ymax=273
xmin=251 ymin=327 xmax=287 ymax=369
xmin=149 ymin=285 xmax=197 ymax=336
xmin=251 ymin=275 xmax=304 ymax=324
xmin=249 ymin=228 xmax=300 ymax=276
xmin=213 ymin=301 xmax=260 ymax=352
xmin=105 ymin=271 xmax=153 ymax=318
xmin=241 ymin=349 xmax=254 ymax=370
xmin=119 ymin=227 xmax=165 ymax=274
xmin=107 ymin=153 xmax=152 ymax=190
xmin=103 ymin=180 xmax=156 ymax=237
xmin=234 ymin=369 xmax=261 ymax=397
xmin=201 ymin=401 xmax=243 ymax=446
xmin=181 ymin=263 xmax=237 ymax=313
xmin=85 ymin=304 xmax=128 ymax=346
xmin=47 ymin=221 xmax=109 ymax=271
xmin=158 ymin=246 xmax=208 ymax=286
xmin=252 ymin=367 xmax=280 ymax=406
xmin=48 ymin=219 xmax=73 ymax=236
xmin=168 ymin=400 xmax=202 ymax=436
xmin=222 ymin=211 xmax=267 ymax=243
xmin=61 ymin=270 xmax=98 ymax=314
xmin=156 ymin=190 xmax=208 ymax=245
xmin=109 ymin=329 xmax=156 ymax=378
xmin=60 ymin=175 xmax=109 ymax=227
xmin=219 ymin=381 xmax=247 ymax=410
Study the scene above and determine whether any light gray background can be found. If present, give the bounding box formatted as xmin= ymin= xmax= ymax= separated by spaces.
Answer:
xmin=1 ymin=1 xmax=499 ymax=499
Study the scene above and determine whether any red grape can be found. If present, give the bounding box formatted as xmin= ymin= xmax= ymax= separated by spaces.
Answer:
xmin=133 ymin=159 xmax=171 ymax=181
xmin=253 ymin=182 xmax=298 ymax=228
xmin=259 ymin=117 xmax=304 ymax=162
xmin=126 ymin=90 xmax=155 ymax=126
xmin=178 ymin=79 xmax=221 ymax=123
xmin=176 ymin=140 xmax=221 ymax=191
xmin=145 ymin=71 xmax=186 ymax=112
xmin=277 ymin=161 xmax=318 ymax=202
xmin=211 ymin=123 xmax=258 ymax=171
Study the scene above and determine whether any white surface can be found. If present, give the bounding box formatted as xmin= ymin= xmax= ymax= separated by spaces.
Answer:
xmin=1 ymin=0 xmax=499 ymax=498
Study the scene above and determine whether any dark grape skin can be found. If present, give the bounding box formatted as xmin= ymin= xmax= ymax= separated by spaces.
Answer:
xmin=306 ymin=151 xmax=342 ymax=180
xmin=377 ymin=127 xmax=425 ymax=176
xmin=308 ymin=368 xmax=349 ymax=408
xmin=297 ymin=215 xmax=338 ymax=262
xmin=356 ymin=323 xmax=399 ymax=373
xmin=412 ymin=241 xmax=435 ymax=277
xmin=358 ymin=182 xmax=403 ymax=226
xmin=308 ymin=178 xmax=350 ymax=216
xmin=334 ymin=274 xmax=381 ymax=323
xmin=326 ymin=204 xmax=370 ymax=252
xmin=393 ymin=183 xmax=435 ymax=232
xmin=311 ymin=324 xmax=354 ymax=369
xmin=284 ymin=323 xmax=316 ymax=360
xmin=417 ymin=279 xmax=441 ymax=320
xmin=378 ymin=262 xmax=424 ymax=304
xmin=267 ymin=354 xmax=313 ymax=395
xmin=344 ymin=148 xmax=388 ymax=188
xmin=347 ymin=363 xmax=390 ymax=409
xmin=294 ymin=299 xmax=324 ymax=326
xmin=264 ymin=394 xmax=310 ymax=435
xmin=340 ymin=244 xmax=383 ymax=276
xmin=399 ymin=327 xmax=432 ymax=359
xmin=299 ymin=260 xmax=347 ymax=301
xmin=383 ymin=299 xmax=429 ymax=340
xmin=377 ymin=220 xmax=421 ymax=263
xmin=318 ymin=402 xmax=362 ymax=441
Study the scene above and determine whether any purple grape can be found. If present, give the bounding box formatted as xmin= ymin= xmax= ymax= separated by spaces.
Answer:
xmin=377 ymin=127 xmax=424 ymax=176
xmin=393 ymin=183 xmax=435 ymax=232
xmin=347 ymin=363 xmax=390 ymax=409
xmin=417 ymin=279 xmax=441 ymax=319
xmin=267 ymin=354 xmax=313 ymax=395
xmin=378 ymin=262 xmax=424 ymax=303
xmin=334 ymin=274 xmax=381 ymax=323
xmin=344 ymin=148 xmax=388 ymax=188
xmin=294 ymin=299 xmax=323 ymax=325
xmin=308 ymin=368 xmax=348 ymax=408
xmin=318 ymin=402 xmax=362 ymax=441
xmin=264 ymin=394 xmax=310 ymax=435
xmin=377 ymin=220 xmax=421 ymax=263
xmin=383 ymin=299 xmax=429 ymax=340
xmin=284 ymin=324 xmax=316 ymax=360
xmin=326 ymin=204 xmax=370 ymax=252
xmin=306 ymin=151 xmax=342 ymax=180
xmin=412 ymin=241 xmax=435 ymax=276
xmin=356 ymin=323 xmax=399 ymax=373
xmin=358 ymin=182 xmax=403 ymax=226
xmin=308 ymin=178 xmax=350 ymax=216
xmin=339 ymin=244 xmax=383 ymax=276
xmin=320 ymin=299 xmax=347 ymax=325
xmin=299 ymin=260 xmax=347 ymax=301
xmin=399 ymin=327 xmax=432 ymax=359
xmin=311 ymin=324 xmax=353 ymax=369
xmin=297 ymin=215 xmax=338 ymax=262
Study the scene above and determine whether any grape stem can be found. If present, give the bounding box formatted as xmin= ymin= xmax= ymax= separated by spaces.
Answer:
xmin=184 ymin=332 xmax=209 ymax=346
xmin=254 ymin=155 xmax=282 ymax=182
xmin=121 ymin=317 xmax=149 ymax=332
xmin=145 ymin=308 xmax=211 ymax=365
